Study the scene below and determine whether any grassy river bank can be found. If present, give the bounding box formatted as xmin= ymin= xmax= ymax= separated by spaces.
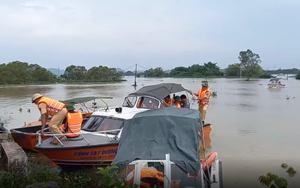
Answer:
xmin=0 ymin=134 xmax=98 ymax=188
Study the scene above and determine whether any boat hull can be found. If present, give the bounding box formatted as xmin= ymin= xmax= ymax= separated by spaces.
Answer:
xmin=36 ymin=143 xmax=119 ymax=170
xmin=267 ymin=84 xmax=285 ymax=88
xmin=11 ymin=118 xmax=90 ymax=152
xmin=36 ymin=125 xmax=211 ymax=170
xmin=203 ymin=123 xmax=212 ymax=138
xmin=10 ymin=125 xmax=51 ymax=152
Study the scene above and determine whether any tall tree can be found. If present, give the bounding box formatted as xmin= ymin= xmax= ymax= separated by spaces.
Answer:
xmin=224 ymin=63 xmax=241 ymax=77
xmin=238 ymin=49 xmax=262 ymax=80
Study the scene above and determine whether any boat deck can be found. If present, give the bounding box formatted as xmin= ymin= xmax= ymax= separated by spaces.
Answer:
xmin=35 ymin=134 xmax=119 ymax=150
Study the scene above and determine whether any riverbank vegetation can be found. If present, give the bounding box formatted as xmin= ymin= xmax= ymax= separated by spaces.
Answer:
xmin=0 ymin=154 xmax=93 ymax=188
xmin=224 ymin=49 xmax=272 ymax=80
xmin=295 ymin=72 xmax=300 ymax=80
xmin=2 ymin=48 xmax=299 ymax=84
xmin=60 ymin=65 xmax=124 ymax=82
xmin=0 ymin=148 xmax=133 ymax=188
xmin=143 ymin=49 xmax=273 ymax=80
xmin=0 ymin=61 xmax=124 ymax=85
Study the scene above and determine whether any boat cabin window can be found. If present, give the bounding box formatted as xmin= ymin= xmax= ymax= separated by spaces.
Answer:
xmin=122 ymin=96 xmax=137 ymax=108
xmin=136 ymin=97 xmax=159 ymax=109
xmin=82 ymin=116 xmax=124 ymax=134
xmin=96 ymin=118 xmax=124 ymax=132
xmin=82 ymin=116 xmax=104 ymax=130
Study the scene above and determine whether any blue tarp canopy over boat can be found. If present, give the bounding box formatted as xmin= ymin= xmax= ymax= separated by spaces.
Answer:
xmin=111 ymin=107 xmax=202 ymax=176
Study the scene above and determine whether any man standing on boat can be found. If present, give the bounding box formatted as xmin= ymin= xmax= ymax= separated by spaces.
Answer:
xmin=194 ymin=82 xmax=211 ymax=125
xmin=31 ymin=93 xmax=68 ymax=145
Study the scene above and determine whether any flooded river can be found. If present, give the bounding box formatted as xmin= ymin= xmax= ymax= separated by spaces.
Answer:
xmin=1 ymin=76 xmax=300 ymax=187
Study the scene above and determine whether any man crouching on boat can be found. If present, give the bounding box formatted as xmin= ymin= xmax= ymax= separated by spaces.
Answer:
xmin=32 ymin=93 xmax=68 ymax=145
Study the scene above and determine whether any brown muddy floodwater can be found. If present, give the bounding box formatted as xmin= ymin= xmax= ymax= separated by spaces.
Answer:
xmin=1 ymin=76 xmax=300 ymax=187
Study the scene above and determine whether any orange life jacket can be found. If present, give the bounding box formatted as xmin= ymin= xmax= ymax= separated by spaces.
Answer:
xmin=60 ymin=111 xmax=82 ymax=138
xmin=198 ymin=89 xmax=211 ymax=105
xmin=176 ymin=103 xmax=181 ymax=108
xmin=167 ymin=100 xmax=171 ymax=106
xmin=125 ymin=168 xmax=164 ymax=187
xmin=37 ymin=96 xmax=66 ymax=116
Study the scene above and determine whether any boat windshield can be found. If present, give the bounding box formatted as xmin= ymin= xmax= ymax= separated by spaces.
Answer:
xmin=122 ymin=96 xmax=137 ymax=108
xmin=136 ymin=96 xmax=160 ymax=109
xmin=82 ymin=116 xmax=124 ymax=134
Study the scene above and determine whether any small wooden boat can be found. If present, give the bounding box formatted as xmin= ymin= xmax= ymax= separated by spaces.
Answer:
xmin=10 ymin=96 xmax=112 ymax=152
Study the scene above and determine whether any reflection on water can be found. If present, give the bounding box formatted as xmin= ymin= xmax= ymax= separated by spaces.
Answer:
xmin=238 ymin=129 xmax=257 ymax=136
xmin=0 ymin=85 xmax=55 ymax=100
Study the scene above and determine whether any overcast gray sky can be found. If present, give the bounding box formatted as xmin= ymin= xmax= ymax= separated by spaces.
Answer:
xmin=0 ymin=0 xmax=299 ymax=71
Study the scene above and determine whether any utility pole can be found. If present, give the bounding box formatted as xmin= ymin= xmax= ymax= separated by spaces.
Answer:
xmin=133 ymin=64 xmax=137 ymax=87
xmin=240 ymin=63 xmax=242 ymax=78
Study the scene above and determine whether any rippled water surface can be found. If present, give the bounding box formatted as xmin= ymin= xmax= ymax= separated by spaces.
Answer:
xmin=1 ymin=76 xmax=299 ymax=187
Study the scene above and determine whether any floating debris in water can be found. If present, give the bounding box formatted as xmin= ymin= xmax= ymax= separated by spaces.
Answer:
xmin=19 ymin=107 xmax=22 ymax=112
xmin=286 ymin=95 xmax=295 ymax=100
xmin=27 ymin=109 xmax=31 ymax=113
xmin=212 ymin=92 xmax=217 ymax=97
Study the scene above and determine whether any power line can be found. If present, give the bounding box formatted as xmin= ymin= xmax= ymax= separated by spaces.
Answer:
xmin=120 ymin=64 xmax=150 ymax=72
xmin=120 ymin=64 xmax=136 ymax=72
xmin=137 ymin=64 xmax=149 ymax=70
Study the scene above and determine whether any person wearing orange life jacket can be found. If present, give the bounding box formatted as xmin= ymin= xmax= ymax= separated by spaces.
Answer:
xmin=194 ymin=82 xmax=211 ymax=125
xmin=172 ymin=96 xmax=182 ymax=108
xmin=32 ymin=93 xmax=68 ymax=145
xmin=163 ymin=95 xmax=172 ymax=107
xmin=60 ymin=104 xmax=83 ymax=138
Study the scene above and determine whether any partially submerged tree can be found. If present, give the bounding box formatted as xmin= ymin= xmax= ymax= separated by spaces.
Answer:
xmin=238 ymin=49 xmax=262 ymax=81
xmin=224 ymin=63 xmax=241 ymax=77
xmin=295 ymin=71 xmax=300 ymax=80
xmin=259 ymin=163 xmax=296 ymax=188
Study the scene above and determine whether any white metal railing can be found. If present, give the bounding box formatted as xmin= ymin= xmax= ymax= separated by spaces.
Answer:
xmin=129 ymin=153 xmax=217 ymax=188
xmin=36 ymin=128 xmax=122 ymax=146
xmin=130 ymin=154 xmax=172 ymax=188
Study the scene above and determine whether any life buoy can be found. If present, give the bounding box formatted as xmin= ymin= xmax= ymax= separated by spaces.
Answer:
xmin=201 ymin=152 xmax=217 ymax=171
